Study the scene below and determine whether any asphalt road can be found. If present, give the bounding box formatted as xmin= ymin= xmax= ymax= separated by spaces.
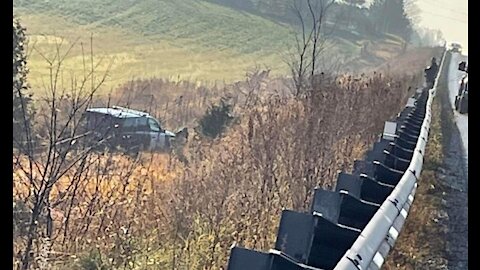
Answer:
xmin=442 ymin=51 xmax=468 ymax=270
xmin=447 ymin=52 xmax=468 ymax=170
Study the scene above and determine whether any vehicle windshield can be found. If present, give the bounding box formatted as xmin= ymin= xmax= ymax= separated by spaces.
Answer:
xmin=148 ymin=118 xmax=161 ymax=132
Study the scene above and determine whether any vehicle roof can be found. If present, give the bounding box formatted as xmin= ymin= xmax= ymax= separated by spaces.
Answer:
xmin=86 ymin=107 xmax=151 ymax=118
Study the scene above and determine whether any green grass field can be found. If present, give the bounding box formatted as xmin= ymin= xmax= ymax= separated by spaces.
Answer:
xmin=14 ymin=0 xmax=295 ymax=92
xmin=14 ymin=0 xmax=384 ymax=93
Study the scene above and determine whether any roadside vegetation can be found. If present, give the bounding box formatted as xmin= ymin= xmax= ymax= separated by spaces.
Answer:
xmin=13 ymin=73 xmax=420 ymax=269
xmin=13 ymin=0 xmax=448 ymax=268
xmin=13 ymin=40 xmax=439 ymax=269
xmin=384 ymin=51 xmax=451 ymax=269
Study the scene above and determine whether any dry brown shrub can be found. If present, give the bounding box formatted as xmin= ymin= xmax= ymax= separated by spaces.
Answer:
xmin=14 ymin=69 xmax=422 ymax=269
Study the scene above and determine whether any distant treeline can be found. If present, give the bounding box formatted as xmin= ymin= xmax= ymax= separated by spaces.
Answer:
xmin=206 ymin=0 xmax=442 ymax=45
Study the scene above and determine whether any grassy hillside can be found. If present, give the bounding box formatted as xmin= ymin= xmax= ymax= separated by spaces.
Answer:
xmin=14 ymin=0 xmax=290 ymax=91
xmin=14 ymin=0 xmax=388 ymax=92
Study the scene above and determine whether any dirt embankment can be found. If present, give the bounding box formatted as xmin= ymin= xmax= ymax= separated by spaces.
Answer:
xmin=346 ymin=45 xmax=443 ymax=77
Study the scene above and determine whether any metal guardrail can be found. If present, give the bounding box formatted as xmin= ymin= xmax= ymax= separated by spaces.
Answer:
xmin=226 ymin=48 xmax=447 ymax=270
xmin=334 ymin=48 xmax=447 ymax=270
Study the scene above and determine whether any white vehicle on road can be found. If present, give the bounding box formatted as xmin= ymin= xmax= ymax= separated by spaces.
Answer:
xmin=455 ymin=61 xmax=468 ymax=114
xmin=449 ymin=42 xmax=462 ymax=53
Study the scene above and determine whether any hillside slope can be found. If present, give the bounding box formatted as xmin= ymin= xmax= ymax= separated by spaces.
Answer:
xmin=14 ymin=0 xmax=292 ymax=90
xmin=14 ymin=0 xmax=399 ymax=91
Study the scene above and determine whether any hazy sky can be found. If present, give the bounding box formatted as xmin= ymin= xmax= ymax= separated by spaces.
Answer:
xmin=416 ymin=0 xmax=468 ymax=54
xmin=364 ymin=0 xmax=468 ymax=53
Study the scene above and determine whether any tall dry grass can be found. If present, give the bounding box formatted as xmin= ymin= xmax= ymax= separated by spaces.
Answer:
xmin=14 ymin=67 xmax=425 ymax=269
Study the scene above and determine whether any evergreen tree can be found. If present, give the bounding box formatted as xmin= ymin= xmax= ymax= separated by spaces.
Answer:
xmin=198 ymin=97 xmax=234 ymax=139
xmin=343 ymin=0 xmax=366 ymax=28
xmin=368 ymin=0 xmax=412 ymax=40
xmin=13 ymin=18 xmax=33 ymax=146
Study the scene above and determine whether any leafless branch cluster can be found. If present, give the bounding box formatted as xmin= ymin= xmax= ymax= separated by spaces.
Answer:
xmin=288 ymin=0 xmax=337 ymax=96
xmin=13 ymin=36 xmax=116 ymax=270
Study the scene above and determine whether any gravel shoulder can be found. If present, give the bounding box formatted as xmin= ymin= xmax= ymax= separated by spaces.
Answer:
xmin=447 ymin=52 xmax=468 ymax=172
xmin=384 ymin=51 xmax=468 ymax=270
xmin=439 ymin=52 xmax=468 ymax=270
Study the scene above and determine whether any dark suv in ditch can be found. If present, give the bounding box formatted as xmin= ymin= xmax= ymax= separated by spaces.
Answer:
xmin=85 ymin=106 xmax=186 ymax=152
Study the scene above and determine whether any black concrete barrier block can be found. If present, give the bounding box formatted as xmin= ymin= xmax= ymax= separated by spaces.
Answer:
xmin=365 ymin=139 xmax=392 ymax=162
xmin=352 ymin=160 xmax=404 ymax=185
xmin=400 ymin=122 xmax=422 ymax=135
xmin=403 ymin=113 xmax=426 ymax=124
xmin=399 ymin=122 xmax=422 ymax=135
xmin=335 ymin=173 xmax=362 ymax=199
xmin=373 ymin=161 xmax=405 ymax=184
xmin=268 ymin=251 xmax=317 ymax=270
xmin=274 ymin=210 xmax=360 ymax=270
xmin=409 ymin=101 xmax=426 ymax=111
xmin=227 ymin=247 xmax=272 ymax=270
xmin=353 ymin=159 xmax=375 ymax=176
xmin=400 ymin=106 xmax=415 ymax=115
xmin=409 ymin=109 xmax=426 ymax=118
xmin=365 ymin=144 xmax=411 ymax=171
xmin=396 ymin=131 xmax=418 ymax=144
xmin=383 ymin=150 xmax=411 ymax=172
xmin=411 ymin=107 xmax=426 ymax=114
xmin=308 ymin=215 xmax=360 ymax=270
xmin=417 ymin=92 xmax=429 ymax=100
xmin=274 ymin=210 xmax=315 ymax=263
xmin=413 ymin=90 xmax=426 ymax=99
xmin=396 ymin=117 xmax=423 ymax=130
xmin=415 ymin=98 xmax=427 ymax=105
xmin=399 ymin=125 xmax=421 ymax=138
xmin=335 ymin=173 xmax=394 ymax=204
xmin=416 ymin=96 xmax=428 ymax=103
xmin=397 ymin=114 xmax=423 ymax=126
xmin=311 ymin=189 xmax=380 ymax=230
xmin=399 ymin=111 xmax=424 ymax=125
xmin=227 ymin=246 xmax=310 ymax=270
xmin=399 ymin=107 xmax=425 ymax=119
xmin=406 ymin=114 xmax=424 ymax=123
xmin=394 ymin=135 xmax=417 ymax=150
xmin=309 ymin=189 xmax=342 ymax=224
xmin=398 ymin=114 xmax=424 ymax=126
xmin=390 ymin=142 xmax=414 ymax=160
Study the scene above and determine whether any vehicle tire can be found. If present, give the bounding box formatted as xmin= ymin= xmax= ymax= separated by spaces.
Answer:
xmin=165 ymin=136 xmax=172 ymax=149
xmin=454 ymin=96 xmax=460 ymax=111
xmin=133 ymin=143 xmax=145 ymax=154
xmin=126 ymin=144 xmax=141 ymax=158
xmin=459 ymin=96 xmax=468 ymax=114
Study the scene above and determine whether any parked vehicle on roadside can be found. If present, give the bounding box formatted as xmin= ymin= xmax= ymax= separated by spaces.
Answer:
xmin=85 ymin=106 xmax=187 ymax=153
xmin=455 ymin=61 xmax=468 ymax=114
xmin=449 ymin=42 xmax=462 ymax=53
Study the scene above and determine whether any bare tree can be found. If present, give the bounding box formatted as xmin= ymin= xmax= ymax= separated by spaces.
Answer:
xmin=287 ymin=0 xmax=337 ymax=97
xmin=13 ymin=35 xmax=113 ymax=270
